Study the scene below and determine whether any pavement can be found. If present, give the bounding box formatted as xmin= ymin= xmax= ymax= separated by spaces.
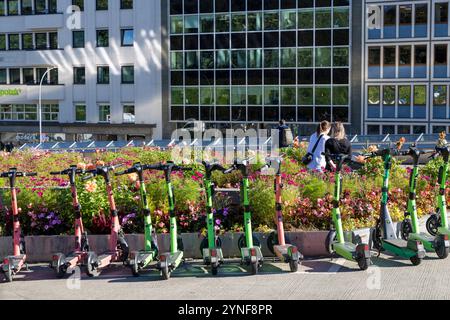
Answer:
xmin=2 ymin=252 xmax=450 ymax=300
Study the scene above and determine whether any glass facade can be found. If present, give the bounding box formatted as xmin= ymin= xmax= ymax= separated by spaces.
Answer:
xmin=364 ymin=0 xmax=450 ymax=135
xmin=168 ymin=0 xmax=351 ymax=125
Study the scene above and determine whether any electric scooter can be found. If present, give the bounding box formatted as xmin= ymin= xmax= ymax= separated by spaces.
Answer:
xmin=1 ymin=168 xmax=37 ymax=282
xmin=83 ymin=164 xmax=129 ymax=277
xmin=199 ymin=161 xmax=226 ymax=275
xmin=153 ymin=162 xmax=191 ymax=280
xmin=115 ymin=163 xmax=158 ymax=276
xmin=400 ymin=147 xmax=450 ymax=259
xmin=324 ymin=154 xmax=371 ymax=270
xmin=224 ymin=159 xmax=263 ymax=275
xmin=426 ymin=146 xmax=450 ymax=241
xmin=50 ymin=166 xmax=91 ymax=278
xmin=368 ymin=148 xmax=426 ymax=265
xmin=264 ymin=157 xmax=303 ymax=272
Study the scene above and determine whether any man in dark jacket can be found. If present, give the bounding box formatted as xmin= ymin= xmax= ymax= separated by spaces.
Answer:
xmin=276 ymin=120 xmax=294 ymax=148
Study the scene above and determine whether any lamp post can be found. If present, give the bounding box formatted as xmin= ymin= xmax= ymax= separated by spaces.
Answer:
xmin=38 ymin=66 xmax=57 ymax=144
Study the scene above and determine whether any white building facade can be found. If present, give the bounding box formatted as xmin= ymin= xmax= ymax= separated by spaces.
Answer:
xmin=0 ymin=0 xmax=163 ymax=142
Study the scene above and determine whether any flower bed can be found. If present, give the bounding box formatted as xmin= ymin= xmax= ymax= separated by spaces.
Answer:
xmin=0 ymin=148 xmax=447 ymax=237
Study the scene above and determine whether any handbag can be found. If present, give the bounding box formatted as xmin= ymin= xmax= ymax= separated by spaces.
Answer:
xmin=302 ymin=134 xmax=323 ymax=166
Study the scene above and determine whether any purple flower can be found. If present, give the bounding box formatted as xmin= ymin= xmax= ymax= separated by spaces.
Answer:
xmin=38 ymin=213 xmax=45 ymax=219
xmin=223 ymin=208 xmax=229 ymax=217
xmin=215 ymin=219 xmax=221 ymax=226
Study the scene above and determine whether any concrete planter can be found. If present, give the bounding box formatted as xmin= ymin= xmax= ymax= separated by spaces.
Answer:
xmin=0 ymin=231 xmax=330 ymax=263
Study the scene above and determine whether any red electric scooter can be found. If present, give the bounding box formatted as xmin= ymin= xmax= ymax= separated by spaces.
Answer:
xmin=1 ymin=168 xmax=37 ymax=282
xmin=82 ymin=164 xmax=129 ymax=277
xmin=264 ymin=157 xmax=303 ymax=272
xmin=50 ymin=166 xmax=90 ymax=278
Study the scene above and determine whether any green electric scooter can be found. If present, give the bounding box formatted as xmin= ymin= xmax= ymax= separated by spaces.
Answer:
xmin=426 ymin=146 xmax=450 ymax=242
xmin=324 ymin=153 xmax=372 ymax=270
xmin=400 ymin=147 xmax=450 ymax=259
xmin=115 ymin=163 xmax=159 ymax=276
xmin=199 ymin=161 xmax=227 ymax=275
xmin=153 ymin=162 xmax=191 ymax=280
xmin=224 ymin=159 xmax=263 ymax=275
xmin=368 ymin=148 xmax=426 ymax=265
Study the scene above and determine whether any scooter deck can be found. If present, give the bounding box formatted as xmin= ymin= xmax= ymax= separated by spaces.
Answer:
xmin=133 ymin=250 xmax=157 ymax=266
xmin=159 ymin=251 xmax=184 ymax=270
xmin=4 ymin=254 xmax=26 ymax=271
xmin=333 ymin=242 xmax=357 ymax=261
xmin=383 ymin=239 xmax=423 ymax=259
xmin=64 ymin=252 xmax=87 ymax=267
xmin=274 ymin=244 xmax=299 ymax=262
xmin=438 ymin=227 xmax=450 ymax=236
xmin=97 ymin=251 xmax=122 ymax=268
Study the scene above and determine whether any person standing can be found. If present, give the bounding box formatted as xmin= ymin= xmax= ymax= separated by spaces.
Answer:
xmin=277 ymin=120 xmax=294 ymax=148
xmin=305 ymin=121 xmax=331 ymax=171
xmin=325 ymin=122 xmax=352 ymax=170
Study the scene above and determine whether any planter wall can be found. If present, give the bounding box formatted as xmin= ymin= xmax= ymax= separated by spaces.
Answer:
xmin=2 ymin=231 xmax=331 ymax=263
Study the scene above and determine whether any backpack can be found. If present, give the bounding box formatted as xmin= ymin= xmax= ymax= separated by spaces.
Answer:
xmin=280 ymin=127 xmax=294 ymax=148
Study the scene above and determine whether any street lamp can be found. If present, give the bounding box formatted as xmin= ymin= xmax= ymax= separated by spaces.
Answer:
xmin=38 ymin=66 xmax=57 ymax=144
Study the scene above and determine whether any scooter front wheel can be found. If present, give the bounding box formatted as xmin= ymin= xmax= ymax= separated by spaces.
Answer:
xmin=357 ymin=257 xmax=370 ymax=271
xmin=426 ymin=215 xmax=440 ymax=236
xmin=289 ymin=259 xmax=299 ymax=272
xmin=410 ymin=255 xmax=422 ymax=266
xmin=400 ymin=219 xmax=413 ymax=241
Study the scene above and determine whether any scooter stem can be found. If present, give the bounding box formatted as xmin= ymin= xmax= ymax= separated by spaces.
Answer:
xmin=242 ymin=177 xmax=254 ymax=248
xmin=11 ymin=186 xmax=21 ymax=256
xmin=275 ymin=174 xmax=285 ymax=246
xmin=106 ymin=182 xmax=120 ymax=252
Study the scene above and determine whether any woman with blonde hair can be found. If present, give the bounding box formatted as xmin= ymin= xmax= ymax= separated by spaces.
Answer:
xmin=325 ymin=122 xmax=352 ymax=170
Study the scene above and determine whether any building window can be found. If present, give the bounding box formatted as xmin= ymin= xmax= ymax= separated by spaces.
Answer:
xmin=72 ymin=30 xmax=85 ymax=48
xmin=413 ymin=85 xmax=427 ymax=119
xmin=415 ymin=4 xmax=428 ymax=37
xmin=123 ymin=105 xmax=135 ymax=123
xmin=434 ymin=44 xmax=448 ymax=78
xmin=9 ymin=68 xmax=20 ymax=84
xmin=8 ymin=34 xmax=20 ymax=50
xmin=35 ymin=33 xmax=47 ymax=49
xmin=97 ymin=66 xmax=110 ymax=84
xmin=121 ymin=29 xmax=134 ymax=46
xmin=0 ymin=34 xmax=5 ymax=50
xmin=121 ymin=65 xmax=134 ymax=84
xmin=23 ymin=68 xmax=34 ymax=84
xmin=36 ymin=68 xmax=48 ymax=84
xmin=120 ymin=0 xmax=133 ymax=10
xmin=22 ymin=0 xmax=32 ymax=14
xmin=99 ymin=105 xmax=110 ymax=122
xmin=49 ymin=32 xmax=58 ymax=49
xmin=22 ymin=33 xmax=33 ymax=50
xmin=96 ymin=0 xmax=107 ymax=10
xmin=42 ymin=104 xmax=59 ymax=121
xmin=96 ymin=29 xmax=109 ymax=47
xmin=435 ymin=2 xmax=449 ymax=37
xmin=72 ymin=0 xmax=83 ymax=11
xmin=0 ymin=69 xmax=6 ymax=84
xmin=75 ymin=104 xmax=86 ymax=122
xmin=7 ymin=0 xmax=18 ymax=15
xmin=35 ymin=0 xmax=46 ymax=14
xmin=433 ymin=85 xmax=447 ymax=119
xmin=0 ymin=0 xmax=4 ymax=15
xmin=73 ymin=67 xmax=85 ymax=84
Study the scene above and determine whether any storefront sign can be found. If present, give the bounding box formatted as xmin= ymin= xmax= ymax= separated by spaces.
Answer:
xmin=0 ymin=89 xmax=22 ymax=97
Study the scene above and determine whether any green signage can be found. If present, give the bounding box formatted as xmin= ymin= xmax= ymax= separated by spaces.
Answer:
xmin=0 ymin=89 xmax=22 ymax=97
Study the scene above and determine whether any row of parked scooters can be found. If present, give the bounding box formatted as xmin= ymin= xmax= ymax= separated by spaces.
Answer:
xmin=1 ymin=144 xmax=450 ymax=282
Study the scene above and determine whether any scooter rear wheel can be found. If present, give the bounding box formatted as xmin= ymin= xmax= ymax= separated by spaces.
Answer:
xmin=426 ymin=215 xmax=441 ymax=237
xmin=161 ymin=264 xmax=171 ymax=280
xmin=86 ymin=252 xmax=100 ymax=277
xmin=289 ymin=259 xmax=299 ymax=272
xmin=117 ymin=237 xmax=129 ymax=263
xmin=357 ymin=257 xmax=370 ymax=271
xmin=325 ymin=231 xmax=337 ymax=254
xmin=251 ymin=261 xmax=259 ymax=275
xmin=3 ymin=265 xmax=13 ymax=283
xmin=435 ymin=241 xmax=449 ymax=259
xmin=55 ymin=254 xmax=67 ymax=279
xmin=131 ymin=255 xmax=140 ymax=277
xmin=211 ymin=264 xmax=219 ymax=276
xmin=410 ymin=255 xmax=422 ymax=266
xmin=238 ymin=234 xmax=261 ymax=250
